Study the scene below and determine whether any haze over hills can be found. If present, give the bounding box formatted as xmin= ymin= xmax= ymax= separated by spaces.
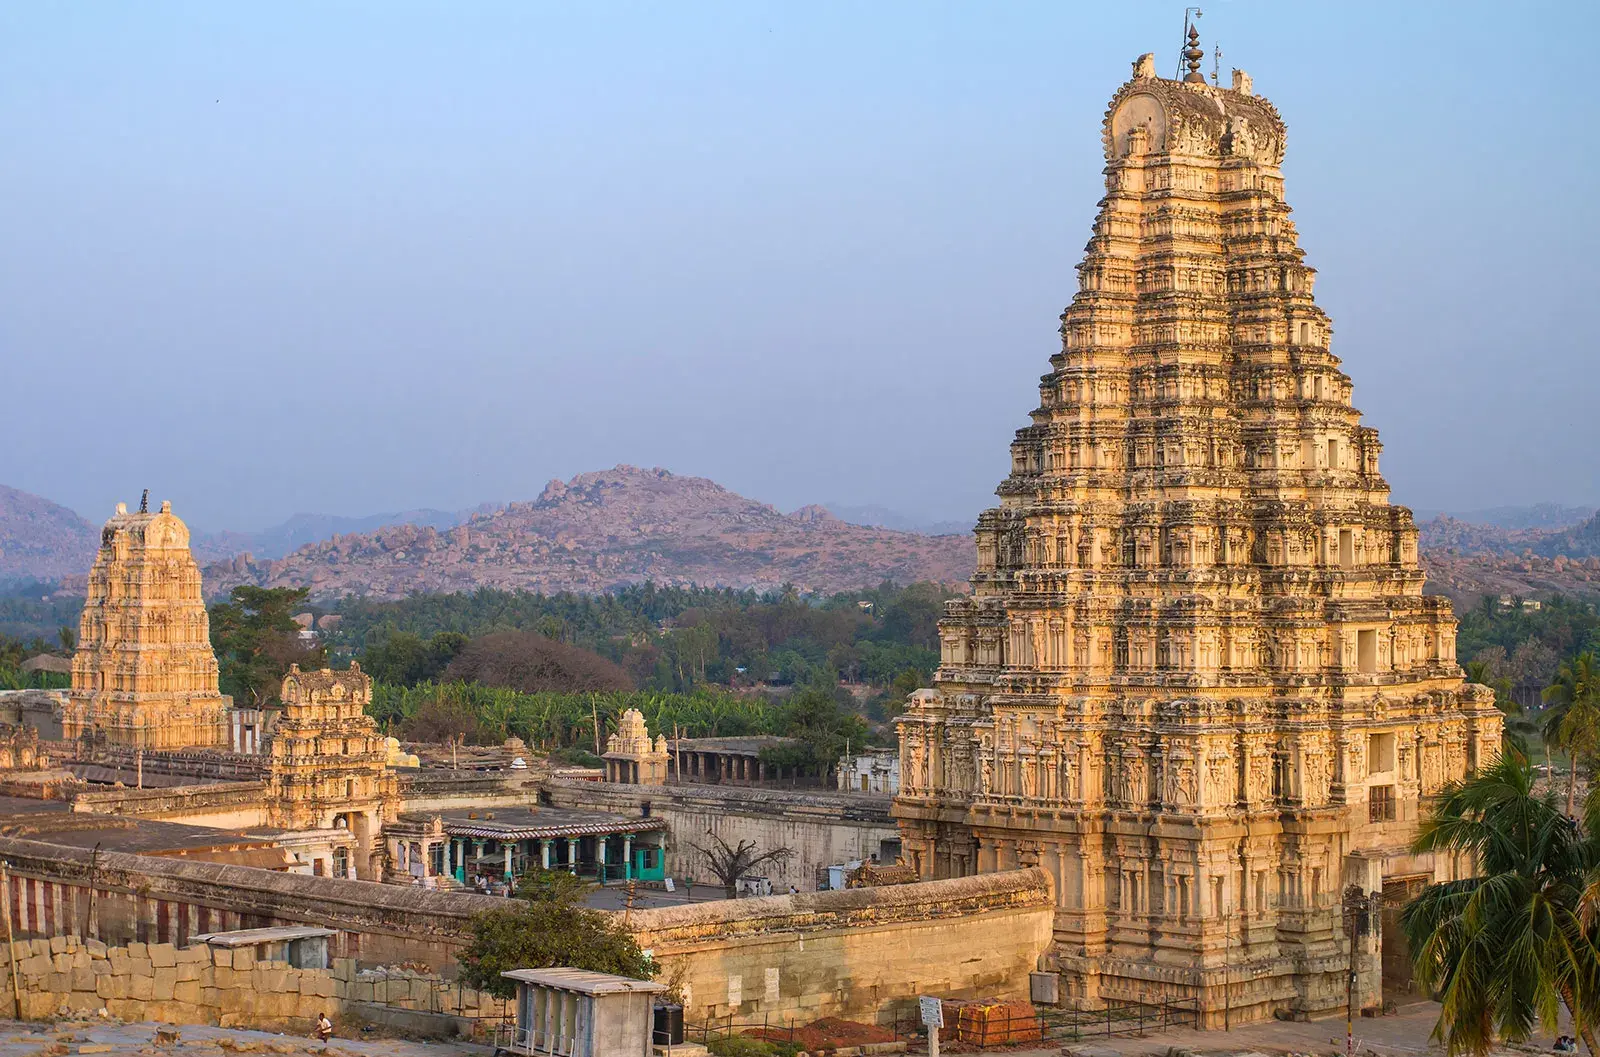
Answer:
xmin=189 ymin=507 xmax=489 ymax=563
xmin=823 ymin=503 xmax=973 ymax=537
xmin=203 ymin=466 xmax=977 ymax=601
xmin=0 ymin=484 xmax=98 ymax=583
xmin=9 ymin=475 xmax=1600 ymax=607
xmin=1410 ymin=503 xmax=1595 ymax=531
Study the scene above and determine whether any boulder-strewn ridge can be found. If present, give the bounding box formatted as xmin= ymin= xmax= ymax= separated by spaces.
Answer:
xmin=205 ymin=466 xmax=975 ymax=600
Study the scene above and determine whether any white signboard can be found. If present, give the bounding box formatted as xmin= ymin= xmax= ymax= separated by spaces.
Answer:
xmin=919 ymin=996 xmax=944 ymax=1029
xmin=664 ymin=877 xmax=675 ymax=892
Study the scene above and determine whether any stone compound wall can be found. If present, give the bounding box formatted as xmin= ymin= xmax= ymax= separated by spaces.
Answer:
xmin=0 ymin=836 xmax=1054 ymax=1030
xmin=546 ymin=778 xmax=900 ymax=891
xmin=630 ymin=867 xmax=1055 ymax=1026
xmin=0 ymin=836 xmax=502 ymax=971
xmin=70 ymin=782 xmax=270 ymax=829
xmin=0 ymin=934 xmax=509 ymax=1034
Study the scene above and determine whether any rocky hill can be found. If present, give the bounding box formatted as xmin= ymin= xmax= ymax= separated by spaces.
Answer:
xmin=190 ymin=506 xmax=484 ymax=562
xmin=0 ymin=484 xmax=98 ymax=584
xmin=204 ymin=466 xmax=976 ymax=601
xmin=1532 ymin=512 xmax=1600 ymax=560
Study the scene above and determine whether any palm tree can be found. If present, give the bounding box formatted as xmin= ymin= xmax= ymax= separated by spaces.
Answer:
xmin=1402 ymin=753 xmax=1600 ymax=1055
xmin=1545 ymin=654 xmax=1600 ymax=816
xmin=1468 ymin=659 xmax=1538 ymax=757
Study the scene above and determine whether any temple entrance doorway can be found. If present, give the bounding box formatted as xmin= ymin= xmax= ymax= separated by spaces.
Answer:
xmin=1381 ymin=874 xmax=1430 ymax=1004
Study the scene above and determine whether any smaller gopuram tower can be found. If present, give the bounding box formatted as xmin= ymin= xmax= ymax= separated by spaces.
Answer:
xmin=603 ymin=708 xmax=669 ymax=785
xmin=266 ymin=663 xmax=398 ymax=879
xmin=64 ymin=497 xmax=231 ymax=750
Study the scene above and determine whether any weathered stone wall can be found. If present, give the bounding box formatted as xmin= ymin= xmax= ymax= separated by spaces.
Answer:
xmin=547 ymin=778 xmax=900 ymax=891
xmin=630 ymin=867 xmax=1055 ymax=1026
xmin=70 ymin=782 xmax=270 ymax=829
xmin=0 ymin=837 xmax=502 ymax=971
xmin=0 ymin=933 xmax=509 ymax=1034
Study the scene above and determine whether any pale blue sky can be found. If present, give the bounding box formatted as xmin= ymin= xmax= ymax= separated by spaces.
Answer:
xmin=1 ymin=1 xmax=1593 ymax=531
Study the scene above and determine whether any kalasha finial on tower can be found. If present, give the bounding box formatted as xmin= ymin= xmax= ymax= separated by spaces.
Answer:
xmin=1183 ymin=24 xmax=1206 ymax=82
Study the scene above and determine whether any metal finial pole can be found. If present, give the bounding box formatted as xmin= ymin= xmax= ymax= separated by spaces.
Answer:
xmin=1177 ymin=7 xmax=1203 ymax=78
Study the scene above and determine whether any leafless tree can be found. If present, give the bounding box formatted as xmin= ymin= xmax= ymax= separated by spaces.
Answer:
xmin=691 ymin=831 xmax=794 ymax=899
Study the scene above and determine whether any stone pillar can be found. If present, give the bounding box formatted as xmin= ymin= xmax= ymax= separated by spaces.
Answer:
xmin=567 ymin=837 xmax=579 ymax=875
xmin=623 ymin=834 xmax=633 ymax=880
xmin=541 ymin=839 xmax=551 ymax=870
xmin=504 ymin=844 xmax=513 ymax=879
xmin=598 ymin=835 xmax=608 ymax=881
xmin=758 ymin=760 xmax=766 ymax=782
xmin=422 ymin=841 xmax=433 ymax=878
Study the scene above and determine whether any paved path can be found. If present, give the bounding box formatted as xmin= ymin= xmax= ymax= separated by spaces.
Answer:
xmin=966 ymin=1002 xmax=1564 ymax=1056
xmin=0 ymin=1019 xmax=492 ymax=1056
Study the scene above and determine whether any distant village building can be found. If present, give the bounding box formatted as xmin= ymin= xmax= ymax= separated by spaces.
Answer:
xmin=62 ymin=499 xmax=231 ymax=750
xmin=837 ymin=749 xmax=900 ymax=795
xmin=19 ymin=654 xmax=71 ymax=677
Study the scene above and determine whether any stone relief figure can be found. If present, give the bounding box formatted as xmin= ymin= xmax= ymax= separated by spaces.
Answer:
xmin=1175 ymin=757 xmax=1198 ymax=808
xmin=1021 ymin=753 xmax=1039 ymax=799
xmin=1420 ymin=739 xmax=1443 ymax=793
xmin=904 ymin=736 xmax=926 ymax=792
xmin=1204 ymin=751 xmax=1231 ymax=807
xmin=1246 ymin=752 xmax=1272 ymax=804
xmin=1127 ymin=753 xmax=1148 ymax=805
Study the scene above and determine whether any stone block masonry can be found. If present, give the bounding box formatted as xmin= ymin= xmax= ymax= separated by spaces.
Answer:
xmin=629 ymin=867 xmax=1055 ymax=1026
xmin=0 ymin=933 xmax=510 ymax=1034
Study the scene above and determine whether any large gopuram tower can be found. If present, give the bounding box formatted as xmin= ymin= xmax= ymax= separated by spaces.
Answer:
xmin=893 ymin=48 xmax=1501 ymax=1024
xmin=63 ymin=497 xmax=231 ymax=750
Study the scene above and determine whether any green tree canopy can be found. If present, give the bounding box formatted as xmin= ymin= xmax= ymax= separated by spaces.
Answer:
xmin=457 ymin=869 xmax=655 ymax=999
xmin=209 ymin=586 xmax=324 ymax=707
xmin=1402 ymin=752 xmax=1600 ymax=1055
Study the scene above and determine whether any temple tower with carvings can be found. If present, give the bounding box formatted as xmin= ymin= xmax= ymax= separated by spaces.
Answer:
xmin=266 ymin=662 xmax=398 ymax=879
xmin=63 ymin=497 xmax=231 ymax=750
xmin=893 ymin=44 xmax=1501 ymax=1024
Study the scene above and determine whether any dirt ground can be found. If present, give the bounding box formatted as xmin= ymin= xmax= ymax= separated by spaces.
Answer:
xmin=0 ymin=1018 xmax=490 ymax=1057
xmin=957 ymin=1000 xmax=1565 ymax=1057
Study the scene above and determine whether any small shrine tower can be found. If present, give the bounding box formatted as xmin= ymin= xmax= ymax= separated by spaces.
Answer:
xmin=266 ymin=662 xmax=398 ymax=878
xmin=603 ymin=708 xmax=669 ymax=785
xmin=63 ymin=497 xmax=231 ymax=749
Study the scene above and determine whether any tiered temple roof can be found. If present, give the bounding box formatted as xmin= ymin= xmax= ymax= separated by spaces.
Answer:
xmin=63 ymin=499 xmax=230 ymax=750
xmin=893 ymin=48 xmax=1501 ymax=1024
